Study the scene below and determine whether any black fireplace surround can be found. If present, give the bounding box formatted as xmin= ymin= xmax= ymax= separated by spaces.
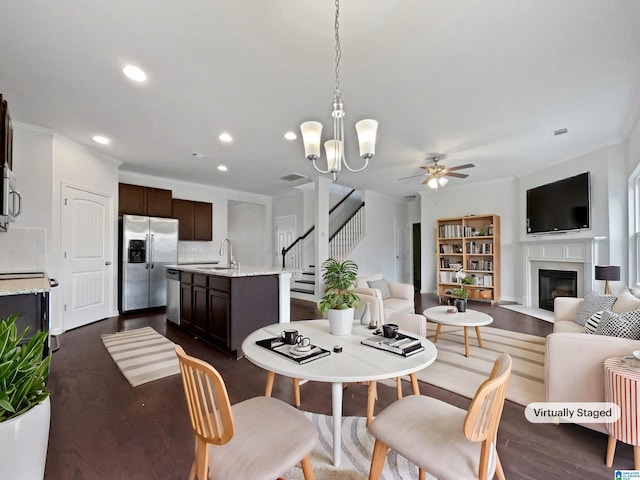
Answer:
xmin=538 ymin=269 xmax=578 ymax=311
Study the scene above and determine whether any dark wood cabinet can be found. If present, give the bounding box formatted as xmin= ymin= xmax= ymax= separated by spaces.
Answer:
xmin=179 ymin=272 xmax=278 ymax=358
xmin=172 ymin=198 xmax=212 ymax=241
xmin=118 ymin=183 xmax=173 ymax=218
xmin=1 ymin=94 xmax=13 ymax=170
xmin=180 ymin=273 xmax=194 ymax=328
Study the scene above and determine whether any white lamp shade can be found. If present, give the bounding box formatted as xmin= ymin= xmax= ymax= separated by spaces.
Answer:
xmin=300 ymin=121 xmax=323 ymax=159
xmin=355 ymin=119 xmax=378 ymax=157
xmin=427 ymin=177 xmax=439 ymax=189
xmin=438 ymin=177 xmax=448 ymax=187
xmin=324 ymin=140 xmax=342 ymax=172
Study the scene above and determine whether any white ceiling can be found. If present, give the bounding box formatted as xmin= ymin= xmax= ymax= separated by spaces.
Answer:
xmin=2 ymin=0 xmax=640 ymax=199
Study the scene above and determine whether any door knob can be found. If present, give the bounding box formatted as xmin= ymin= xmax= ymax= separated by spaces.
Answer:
xmin=105 ymin=261 xmax=112 ymax=266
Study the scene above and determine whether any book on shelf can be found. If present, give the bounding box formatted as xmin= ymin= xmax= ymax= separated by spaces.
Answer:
xmin=361 ymin=332 xmax=425 ymax=357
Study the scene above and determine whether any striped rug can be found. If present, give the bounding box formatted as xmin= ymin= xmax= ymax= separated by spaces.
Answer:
xmin=101 ymin=327 xmax=180 ymax=387
xmin=287 ymin=412 xmax=434 ymax=480
xmin=415 ymin=324 xmax=546 ymax=406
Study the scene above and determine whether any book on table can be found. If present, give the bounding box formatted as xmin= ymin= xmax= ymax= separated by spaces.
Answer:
xmin=361 ymin=331 xmax=425 ymax=357
xmin=255 ymin=337 xmax=331 ymax=364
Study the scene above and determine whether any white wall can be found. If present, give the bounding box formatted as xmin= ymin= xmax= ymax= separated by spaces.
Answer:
xmin=228 ymin=201 xmax=267 ymax=266
xmin=420 ymin=178 xmax=518 ymax=300
xmin=350 ymin=190 xmax=409 ymax=282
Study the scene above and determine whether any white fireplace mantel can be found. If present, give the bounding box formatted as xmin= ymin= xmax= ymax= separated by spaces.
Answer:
xmin=519 ymin=236 xmax=607 ymax=308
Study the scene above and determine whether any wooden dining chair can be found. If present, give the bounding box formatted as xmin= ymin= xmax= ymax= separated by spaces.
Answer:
xmin=174 ymin=345 xmax=317 ymax=480
xmin=367 ymin=353 xmax=512 ymax=480
xmin=265 ymin=312 xmax=428 ymax=426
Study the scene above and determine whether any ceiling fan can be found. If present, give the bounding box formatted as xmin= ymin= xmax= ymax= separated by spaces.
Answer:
xmin=398 ymin=153 xmax=475 ymax=188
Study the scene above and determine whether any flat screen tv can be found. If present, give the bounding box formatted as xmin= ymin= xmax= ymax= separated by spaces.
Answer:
xmin=526 ymin=172 xmax=591 ymax=234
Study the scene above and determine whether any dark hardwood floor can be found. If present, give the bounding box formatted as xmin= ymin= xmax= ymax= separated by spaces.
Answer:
xmin=45 ymin=294 xmax=631 ymax=479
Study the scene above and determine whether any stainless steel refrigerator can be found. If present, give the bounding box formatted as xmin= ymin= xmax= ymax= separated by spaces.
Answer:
xmin=120 ymin=215 xmax=178 ymax=313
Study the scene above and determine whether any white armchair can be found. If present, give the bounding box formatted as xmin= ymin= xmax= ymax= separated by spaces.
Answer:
xmin=354 ymin=274 xmax=415 ymax=326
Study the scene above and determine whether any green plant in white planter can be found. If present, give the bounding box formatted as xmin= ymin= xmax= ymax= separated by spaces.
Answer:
xmin=318 ymin=258 xmax=360 ymax=335
xmin=0 ymin=314 xmax=51 ymax=480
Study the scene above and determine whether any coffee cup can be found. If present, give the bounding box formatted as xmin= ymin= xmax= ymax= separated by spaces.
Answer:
xmin=382 ymin=323 xmax=399 ymax=338
xmin=281 ymin=329 xmax=299 ymax=345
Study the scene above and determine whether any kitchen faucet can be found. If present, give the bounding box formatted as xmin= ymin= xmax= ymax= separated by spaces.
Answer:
xmin=220 ymin=238 xmax=237 ymax=268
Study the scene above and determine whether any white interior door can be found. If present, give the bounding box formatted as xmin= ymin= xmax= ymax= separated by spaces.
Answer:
xmin=275 ymin=215 xmax=296 ymax=266
xmin=395 ymin=220 xmax=410 ymax=284
xmin=61 ymin=185 xmax=112 ymax=330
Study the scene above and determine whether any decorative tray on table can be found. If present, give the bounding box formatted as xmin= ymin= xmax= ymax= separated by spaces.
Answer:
xmin=361 ymin=331 xmax=425 ymax=357
xmin=256 ymin=338 xmax=331 ymax=364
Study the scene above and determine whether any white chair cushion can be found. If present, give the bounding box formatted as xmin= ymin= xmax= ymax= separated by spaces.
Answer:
xmin=368 ymin=395 xmax=490 ymax=480
xmin=208 ymin=396 xmax=317 ymax=480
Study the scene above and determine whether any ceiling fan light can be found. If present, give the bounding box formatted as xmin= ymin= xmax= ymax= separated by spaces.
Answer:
xmin=438 ymin=177 xmax=448 ymax=187
xmin=427 ymin=177 xmax=439 ymax=189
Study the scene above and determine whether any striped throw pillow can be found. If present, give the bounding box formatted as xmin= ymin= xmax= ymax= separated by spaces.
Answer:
xmin=584 ymin=310 xmax=604 ymax=334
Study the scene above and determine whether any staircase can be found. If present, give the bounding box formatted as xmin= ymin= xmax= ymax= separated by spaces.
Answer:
xmin=290 ymin=265 xmax=316 ymax=300
xmin=285 ymin=197 xmax=365 ymax=302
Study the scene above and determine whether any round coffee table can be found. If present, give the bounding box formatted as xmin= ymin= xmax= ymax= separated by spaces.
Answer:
xmin=423 ymin=305 xmax=494 ymax=357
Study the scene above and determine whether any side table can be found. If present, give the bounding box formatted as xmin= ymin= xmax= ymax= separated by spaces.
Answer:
xmin=604 ymin=356 xmax=640 ymax=469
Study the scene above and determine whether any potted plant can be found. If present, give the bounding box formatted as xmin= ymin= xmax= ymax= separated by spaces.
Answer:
xmin=317 ymin=258 xmax=360 ymax=335
xmin=451 ymin=287 xmax=469 ymax=312
xmin=0 ymin=314 xmax=51 ymax=480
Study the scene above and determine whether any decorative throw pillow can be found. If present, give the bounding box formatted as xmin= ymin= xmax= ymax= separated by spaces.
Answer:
xmin=612 ymin=288 xmax=640 ymax=313
xmin=367 ymin=279 xmax=391 ymax=299
xmin=575 ymin=291 xmax=616 ymax=326
xmin=594 ymin=310 xmax=640 ymax=339
xmin=584 ymin=310 xmax=604 ymax=334
xmin=629 ymin=287 xmax=640 ymax=301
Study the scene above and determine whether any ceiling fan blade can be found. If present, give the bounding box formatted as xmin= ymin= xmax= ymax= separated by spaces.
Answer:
xmin=445 ymin=163 xmax=475 ymax=172
xmin=398 ymin=173 xmax=427 ymax=180
xmin=444 ymin=172 xmax=469 ymax=178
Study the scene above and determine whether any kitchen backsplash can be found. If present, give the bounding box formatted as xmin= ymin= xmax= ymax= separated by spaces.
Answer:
xmin=178 ymin=241 xmax=222 ymax=264
xmin=0 ymin=227 xmax=45 ymax=273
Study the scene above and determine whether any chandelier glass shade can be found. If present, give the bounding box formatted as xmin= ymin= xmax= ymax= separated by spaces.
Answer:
xmin=300 ymin=0 xmax=378 ymax=181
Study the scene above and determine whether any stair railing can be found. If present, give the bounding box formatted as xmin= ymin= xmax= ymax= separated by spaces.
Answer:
xmin=329 ymin=202 xmax=365 ymax=260
xmin=281 ymin=189 xmax=357 ymax=268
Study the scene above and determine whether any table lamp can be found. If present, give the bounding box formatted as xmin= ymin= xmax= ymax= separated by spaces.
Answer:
xmin=595 ymin=265 xmax=620 ymax=294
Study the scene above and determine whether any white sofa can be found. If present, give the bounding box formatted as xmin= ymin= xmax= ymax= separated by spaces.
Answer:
xmin=546 ymin=296 xmax=640 ymax=433
xmin=353 ymin=274 xmax=415 ymax=327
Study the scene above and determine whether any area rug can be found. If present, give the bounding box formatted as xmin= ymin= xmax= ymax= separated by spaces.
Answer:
xmin=414 ymin=325 xmax=546 ymax=406
xmin=286 ymin=412 xmax=434 ymax=480
xmin=100 ymin=327 xmax=180 ymax=387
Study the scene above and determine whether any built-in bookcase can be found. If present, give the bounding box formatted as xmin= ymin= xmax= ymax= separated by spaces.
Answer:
xmin=436 ymin=214 xmax=500 ymax=304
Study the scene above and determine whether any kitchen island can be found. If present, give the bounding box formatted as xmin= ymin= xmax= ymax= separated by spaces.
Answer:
xmin=168 ymin=264 xmax=296 ymax=358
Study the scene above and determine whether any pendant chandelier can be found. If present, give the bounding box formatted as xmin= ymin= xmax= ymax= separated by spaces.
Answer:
xmin=300 ymin=0 xmax=378 ymax=181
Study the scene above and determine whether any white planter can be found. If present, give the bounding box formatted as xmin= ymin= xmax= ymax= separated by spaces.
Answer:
xmin=0 ymin=396 xmax=51 ymax=480
xmin=328 ymin=308 xmax=354 ymax=335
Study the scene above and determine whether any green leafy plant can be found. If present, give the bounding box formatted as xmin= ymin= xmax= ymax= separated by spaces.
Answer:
xmin=451 ymin=287 xmax=469 ymax=300
xmin=0 ymin=314 xmax=50 ymax=422
xmin=317 ymin=258 xmax=360 ymax=314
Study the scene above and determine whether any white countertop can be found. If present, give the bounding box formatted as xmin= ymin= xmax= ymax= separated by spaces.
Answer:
xmin=167 ymin=264 xmax=297 ymax=277
xmin=0 ymin=277 xmax=51 ymax=296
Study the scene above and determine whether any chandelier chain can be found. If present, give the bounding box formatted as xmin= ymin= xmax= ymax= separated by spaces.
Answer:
xmin=334 ymin=0 xmax=341 ymax=98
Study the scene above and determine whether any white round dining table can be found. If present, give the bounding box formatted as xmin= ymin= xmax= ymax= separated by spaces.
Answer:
xmin=241 ymin=319 xmax=437 ymax=467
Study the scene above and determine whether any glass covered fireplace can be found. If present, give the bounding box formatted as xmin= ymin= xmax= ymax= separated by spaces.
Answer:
xmin=538 ymin=269 xmax=578 ymax=311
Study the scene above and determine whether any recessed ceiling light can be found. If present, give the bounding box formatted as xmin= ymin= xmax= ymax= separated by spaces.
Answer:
xmin=122 ymin=65 xmax=147 ymax=82
xmin=217 ymin=165 xmax=228 ymax=172
xmin=284 ymin=131 xmax=297 ymax=140
xmin=92 ymin=135 xmax=110 ymax=145
xmin=219 ymin=133 xmax=233 ymax=143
